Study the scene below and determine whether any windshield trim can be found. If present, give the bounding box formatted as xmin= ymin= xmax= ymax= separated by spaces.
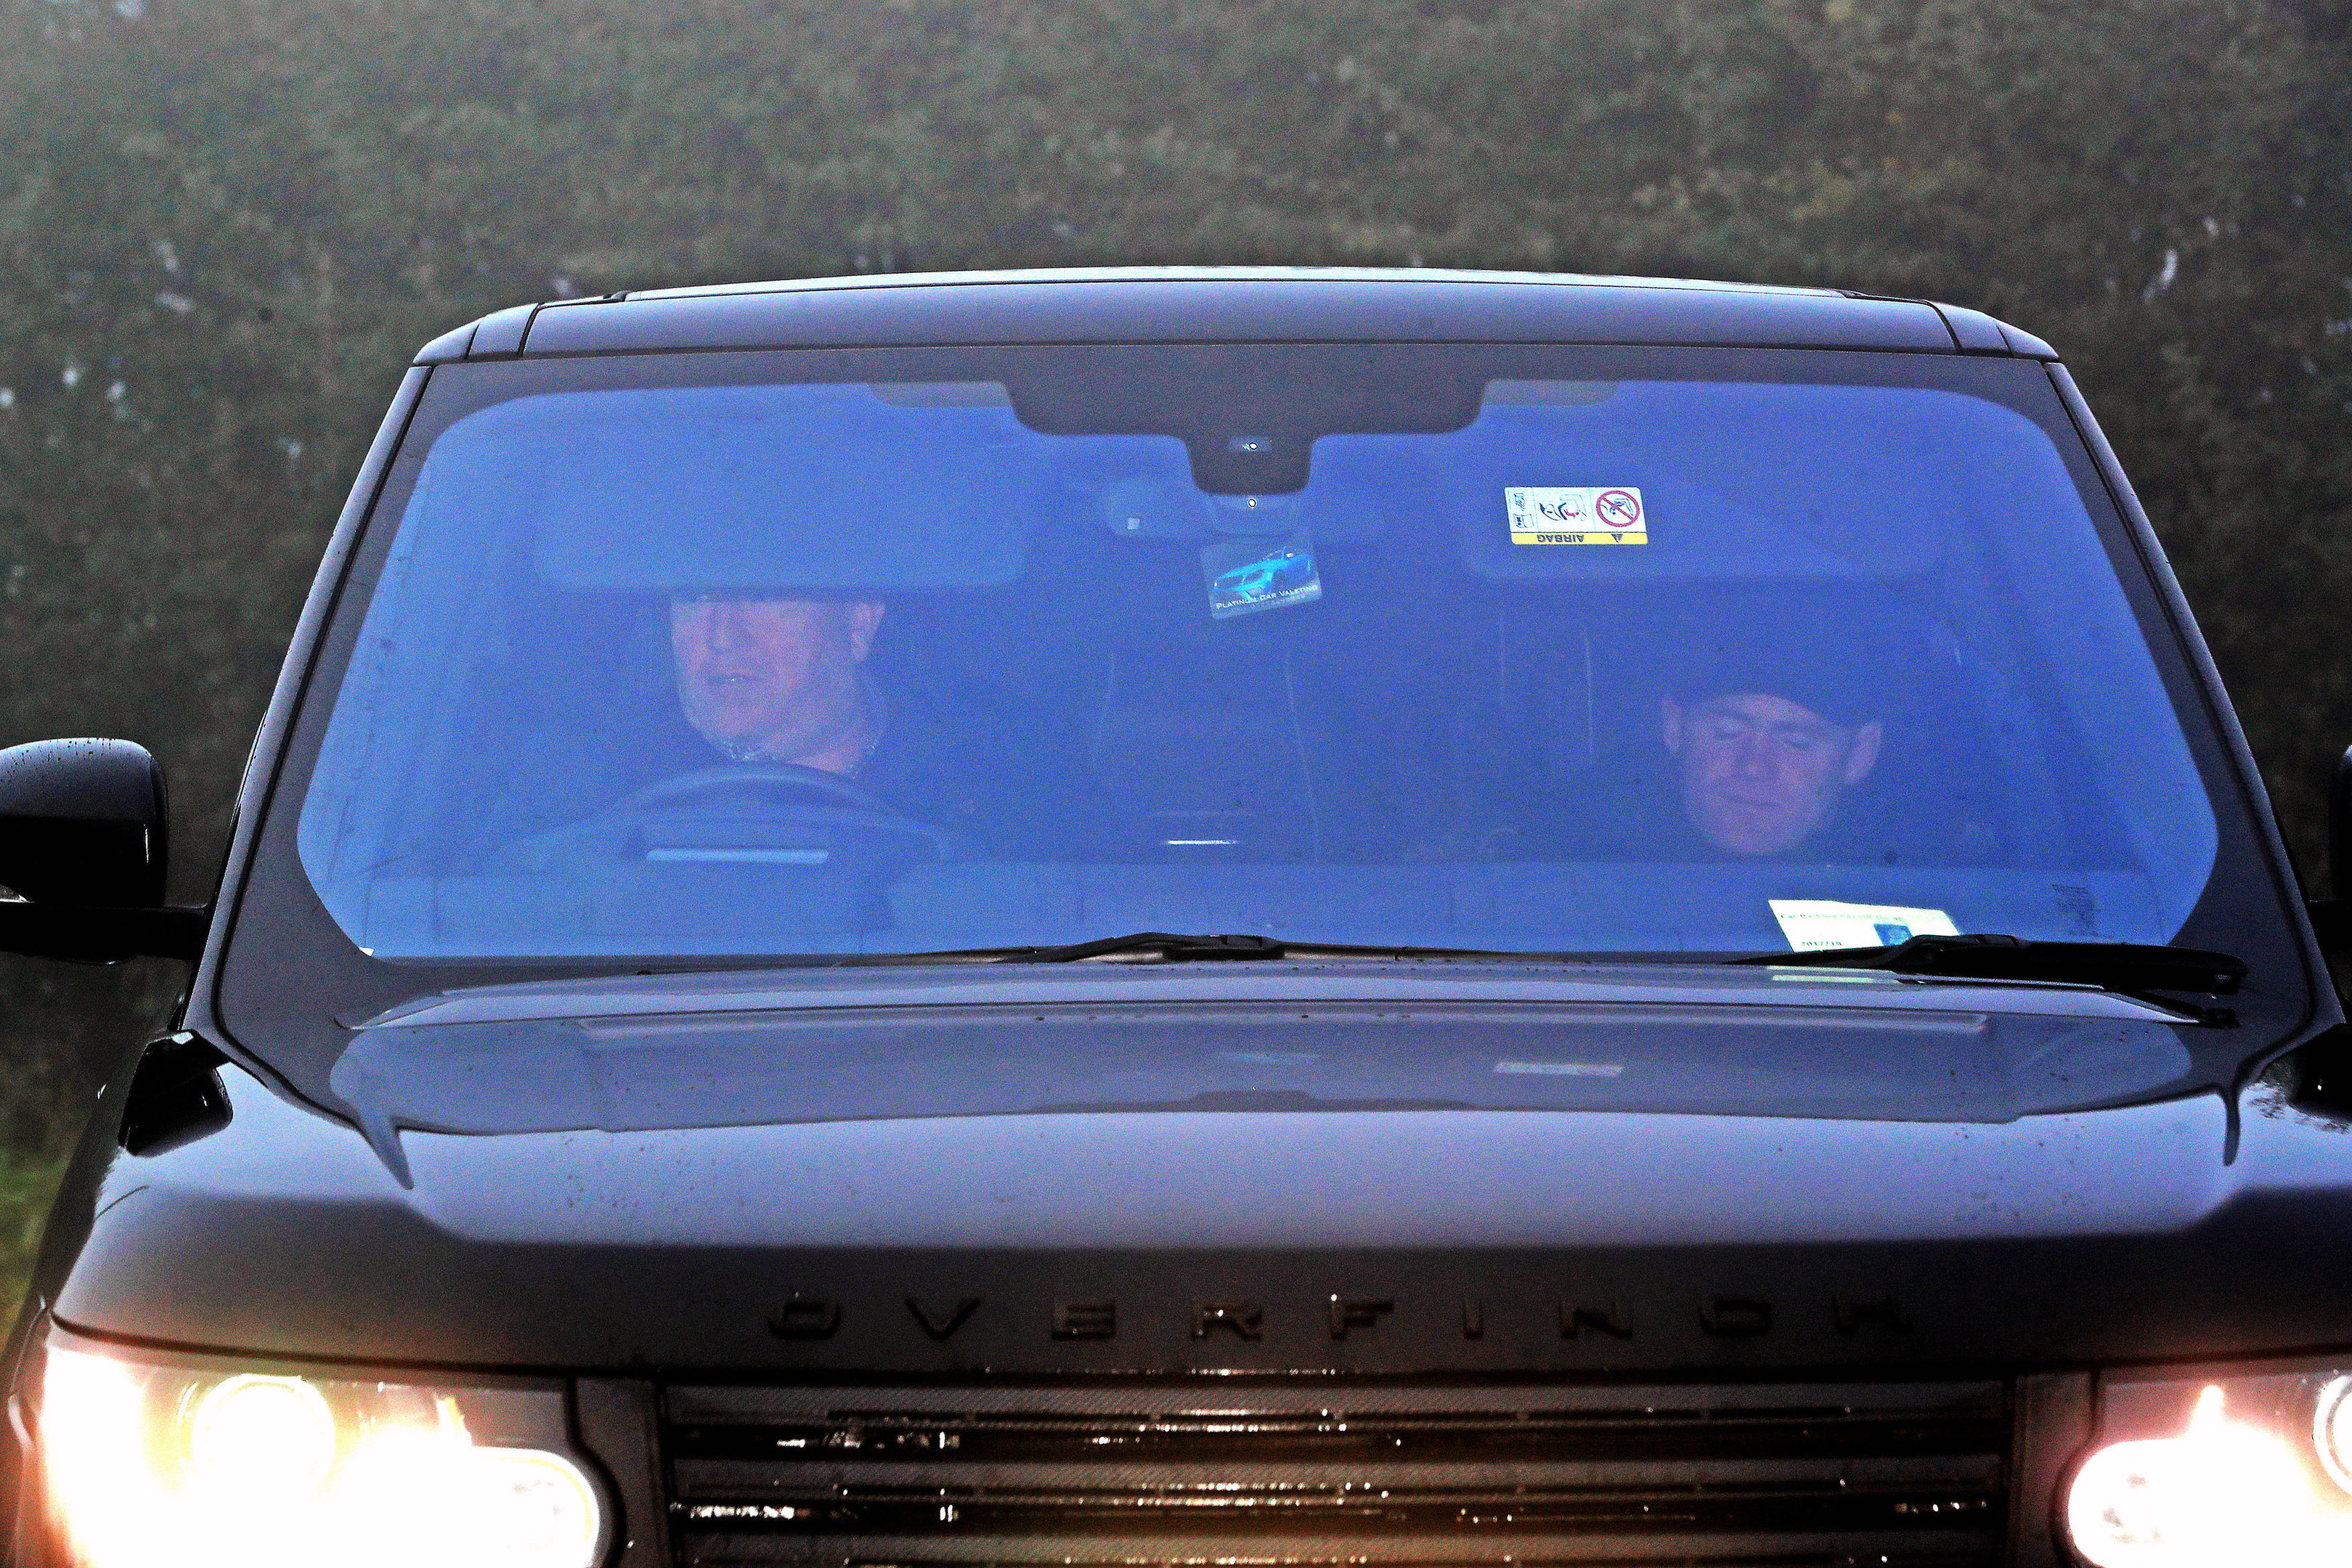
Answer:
xmin=353 ymin=960 xmax=2197 ymax=1033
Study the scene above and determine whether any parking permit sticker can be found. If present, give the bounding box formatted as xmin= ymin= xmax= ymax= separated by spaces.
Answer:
xmin=1202 ymin=531 xmax=1323 ymax=619
xmin=1768 ymin=899 xmax=1961 ymax=952
xmin=1506 ymin=486 xmax=1646 ymax=544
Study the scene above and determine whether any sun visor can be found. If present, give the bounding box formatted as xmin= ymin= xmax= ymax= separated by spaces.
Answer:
xmin=516 ymin=385 xmax=1042 ymax=592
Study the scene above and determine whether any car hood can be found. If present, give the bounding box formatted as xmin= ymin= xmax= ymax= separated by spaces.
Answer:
xmin=52 ymin=965 xmax=2352 ymax=1371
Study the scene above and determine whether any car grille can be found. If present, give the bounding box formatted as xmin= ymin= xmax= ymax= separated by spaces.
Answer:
xmin=662 ymin=1380 xmax=2009 ymax=1567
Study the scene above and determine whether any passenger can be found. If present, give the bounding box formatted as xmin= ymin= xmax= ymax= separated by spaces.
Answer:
xmin=1642 ymin=633 xmax=1892 ymax=859
xmin=1661 ymin=682 xmax=1883 ymax=858
xmin=1514 ymin=634 xmax=1897 ymax=865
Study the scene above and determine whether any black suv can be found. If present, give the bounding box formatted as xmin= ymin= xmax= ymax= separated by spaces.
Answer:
xmin=1 ymin=268 xmax=2348 ymax=1568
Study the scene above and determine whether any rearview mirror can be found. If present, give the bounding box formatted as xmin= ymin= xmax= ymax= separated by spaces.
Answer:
xmin=0 ymin=738 xmax=205 ymax=961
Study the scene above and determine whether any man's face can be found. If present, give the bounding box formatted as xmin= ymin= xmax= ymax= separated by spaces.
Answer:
xmin=1661 ymin=692 xmax=1882 ymax=857
xmin=670 ymin=596 xmax=884 ymax=768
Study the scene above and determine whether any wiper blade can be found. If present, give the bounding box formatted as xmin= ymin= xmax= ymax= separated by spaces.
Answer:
xmin=1013 ymin=931 xmax=1290 ymax=963
xmin=967 ymin=931 xmax=1578 ymax=965
xmin=1736 ymin=933 xmax=2247 ymax=1018
xmin=613 ymin=936 xmax=1600 ymax=972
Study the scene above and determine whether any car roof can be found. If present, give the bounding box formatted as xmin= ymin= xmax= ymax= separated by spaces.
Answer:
xmin=413 ymin=265 xmax=2057 ymax=364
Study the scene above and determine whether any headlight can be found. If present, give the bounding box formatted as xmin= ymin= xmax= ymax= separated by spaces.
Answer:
xmin=33 ymin=1328 xmax=606 ymax=1568
xmin=2066 ymin=1360 xmax=2352 ymax=1567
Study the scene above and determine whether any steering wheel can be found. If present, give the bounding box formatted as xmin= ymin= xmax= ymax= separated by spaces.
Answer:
xmin=611 ymin=763 xmax=900 ymax=818
xmin=501 ymin=764 xmax=958 ymax=867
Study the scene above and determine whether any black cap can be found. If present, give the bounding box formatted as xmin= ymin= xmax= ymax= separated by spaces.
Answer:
xmin=1670 ymin=608 xmax=1907 ymax=728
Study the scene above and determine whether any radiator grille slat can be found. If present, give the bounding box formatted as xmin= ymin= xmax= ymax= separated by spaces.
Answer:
xmin=662 ymin=1381 xmax=2009 ymax=1567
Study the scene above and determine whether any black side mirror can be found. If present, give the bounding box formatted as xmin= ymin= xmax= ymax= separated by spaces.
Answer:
xmin=0 ymin=738 xmax=204 ymax=961
xmin=0 ymin=738 xmax=168 ymax=905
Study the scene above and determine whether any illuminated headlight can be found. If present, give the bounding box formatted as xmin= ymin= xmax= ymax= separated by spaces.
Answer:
xmin=2067 ymin=1362 xmax=2352 ymax=1567
xmin=34 ymin=1330 xmax=606 ymax=1568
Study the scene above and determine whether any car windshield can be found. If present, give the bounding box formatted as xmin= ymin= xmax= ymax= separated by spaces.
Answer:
xmin=295 ymin=343 xmax=2221 ymax=962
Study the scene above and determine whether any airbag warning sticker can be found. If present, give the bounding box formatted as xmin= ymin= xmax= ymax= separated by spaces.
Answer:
xmin=1507 ymin=486 xmax=1645 ymax=544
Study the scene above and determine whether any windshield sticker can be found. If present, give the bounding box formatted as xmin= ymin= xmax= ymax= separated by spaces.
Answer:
xmin=1769 ymin=899 xmax=1961 ymax=952
xmin=1203 ymin=531 xmax=1323 ymax=619
xmin=1506 ymin=486 xmax=1646 ymax=544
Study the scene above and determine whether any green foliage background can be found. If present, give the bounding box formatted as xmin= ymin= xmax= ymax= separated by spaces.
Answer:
xmin=0 ymin=0 xmax=2346 ymax=1303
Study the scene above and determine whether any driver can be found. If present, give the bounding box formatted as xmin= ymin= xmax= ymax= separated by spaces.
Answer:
xmin=473 ymin=588 xmax=1119 ymax=860
xmin=670 ymin=593 xmax=887 ymax=773
xmin=653 ymin=589 xmax=1119 ymax=856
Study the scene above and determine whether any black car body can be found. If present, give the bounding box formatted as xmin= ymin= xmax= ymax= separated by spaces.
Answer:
xmin=1 ymin=268 xmax=2349 ymax=1568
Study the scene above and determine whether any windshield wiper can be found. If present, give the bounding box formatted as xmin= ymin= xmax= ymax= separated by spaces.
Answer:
xmin=610 ymin=934 xmax=2249 ymax=1004
xmin=967 ymin=931 xmax=1573 ymax=965
xmin=1735 ymin=933 xmax=2248 ymax=1023
xmin=603 ymin=934 xmax=1590 ymax=973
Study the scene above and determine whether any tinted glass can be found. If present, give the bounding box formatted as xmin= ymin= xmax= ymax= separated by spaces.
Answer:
xmin=296 ymin=345 xmax=2218 ymax=960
